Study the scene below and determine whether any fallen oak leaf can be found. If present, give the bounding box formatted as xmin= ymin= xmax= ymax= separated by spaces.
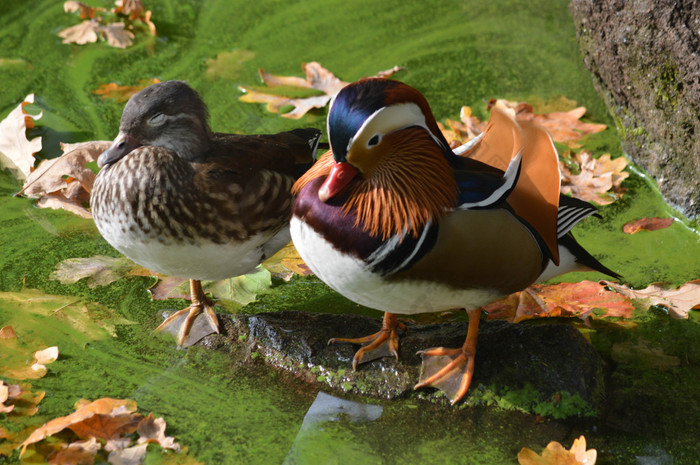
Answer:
xmin=602 ymin=279 xmax=700 ymax=319
xmin=560 ymin=151 xmax=629 ymax=205
xmin=518 ymin=435 xmax=596 ymax=465
xmin=113 ymin=0 xmax=144 ymax=19
xmin=0 ymin=381 xmax=45 ymax=417
xmin=100 ymin=22 xmax=135 ymax=49
xmin=0 ymin=382 xmax=15 ymax=413
xmin=438 ymin=106 xmax=487 ymax=148
xmin=64 ymin=1 xmax=104 ymax=19
xmin=107 ymin=442 xmax=148 ymax=465
xmin=136 ymin=413 xmax=180 ymax=452
xmin=47 ymin=437 xmax=101 ymax=465
xmin=0 ymin=325 xmax=18 ymax=339
xmin=483 ymin=280 xmax=634 ymax=323
xmin=18 ymin=140 xmax=111 ymax=218
xmin=263 ymin=241 xmax=313 ymax=281
xmin=622 ymin=217 xmax=674 ymax=234
xmin=239 ymin=62 xmax=404 ymax=119
xmin=58 ymin=19 xmax=101 ymax=45
xmin=69 ymin=410 xmax=143 ymax=441
xmin=20 ymin=398 xmax=138 ymax=456
xmin=0 ymin=93 xmax=43 ymax=180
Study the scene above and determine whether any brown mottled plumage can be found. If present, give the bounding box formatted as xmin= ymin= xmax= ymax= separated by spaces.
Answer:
xmin=91 ymin=80 xmax=320 ymax=347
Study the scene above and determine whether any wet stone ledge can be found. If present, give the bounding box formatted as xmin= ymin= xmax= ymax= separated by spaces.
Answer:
xmin=203 ymin=311 xmax=603 ymax=418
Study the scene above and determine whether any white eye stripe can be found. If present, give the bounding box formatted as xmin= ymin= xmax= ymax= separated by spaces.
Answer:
xmin=148 ymin=113 xmax=166 ymax=126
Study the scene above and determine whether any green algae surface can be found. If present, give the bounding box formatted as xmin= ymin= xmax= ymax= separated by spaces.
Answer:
xmin=2 ymin=0 xmax=700 ymax=464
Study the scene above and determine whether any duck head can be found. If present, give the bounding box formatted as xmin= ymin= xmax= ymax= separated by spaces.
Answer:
xmin=98 ymin=80 xmax=212 ymax=168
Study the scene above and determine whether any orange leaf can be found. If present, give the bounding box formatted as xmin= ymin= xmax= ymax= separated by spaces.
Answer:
xmin=20 ymin=398 xmax=137 ymax=456
xmin=603 ymin=279 xmax=700 ymax=319
xmin=47 ymin=437 xmax=101 ymax=465
xmin=484 ymin=281 xmax=634 ymax=322
xmin=518 ymin=435 xmax=596 ymax=465
xmin=622 ymin=217 xmax=674 ymax=234
xmin=69 ymin=412 xmax=143 ymax=440
xmin=0 ymin=325 xmax=17 ymax=339
xmin=93 ymin=79 xmax=160 ymax=103
xmin=64 ymin=1 xmax=104 ymax=19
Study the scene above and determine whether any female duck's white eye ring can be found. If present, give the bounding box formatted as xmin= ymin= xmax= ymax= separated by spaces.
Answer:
xmin=148 ymin=113 xmax=166 ymax=126
xmin=367 ymin=134 xmax=381 ymax=147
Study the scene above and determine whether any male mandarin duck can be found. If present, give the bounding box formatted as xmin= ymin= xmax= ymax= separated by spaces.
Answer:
xmin=91 ymin=80 xmax=321 ymax=347
xmin=290 ymin=78 xmax=619 ymax=404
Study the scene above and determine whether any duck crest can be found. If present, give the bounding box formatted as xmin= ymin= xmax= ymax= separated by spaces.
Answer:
xmin=295 ymin=128 xmax=457 ymax=240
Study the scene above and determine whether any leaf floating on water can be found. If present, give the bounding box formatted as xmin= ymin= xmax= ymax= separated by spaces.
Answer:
xmin=64 ymin=1 xmax=104 ymax=19
xmin=239 ymin=62 xmax=404 ymax=119
xmin=602 ymin=279 xmax=700 ymax=319
xmin=622 ymin=217 xmax=674 ymax=234
xmin=559 ymin=151 xmax=629 ymax=205
xmin=100 ymin=22 xmax=135 ymax=48
xmin=0 ymin=93 xmax=43 ymax=180
xmin=58 ymin=19 xmax=102 ymax=45
xmin=518 ymin=435 xmax=596 ymax=465
xmin=263 ymin=241 xmax=313 ymax=281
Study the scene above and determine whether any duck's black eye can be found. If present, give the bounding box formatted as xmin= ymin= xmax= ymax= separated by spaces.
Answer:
xmin=367 ymin=135 xmax=380 ymax=147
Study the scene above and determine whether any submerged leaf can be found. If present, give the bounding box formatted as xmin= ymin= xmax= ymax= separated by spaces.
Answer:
xmin=50 ymin=256 xmax=140 ymax=288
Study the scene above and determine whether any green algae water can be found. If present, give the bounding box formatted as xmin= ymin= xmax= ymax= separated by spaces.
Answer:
xmin=1 ymin=0 xmax=699 ymax=463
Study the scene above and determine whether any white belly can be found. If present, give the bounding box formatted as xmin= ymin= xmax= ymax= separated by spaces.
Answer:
xmin=290 ymin=218 xmax=502 ymax=314
xmin=96 ymin=212 xmax=282 ymax=280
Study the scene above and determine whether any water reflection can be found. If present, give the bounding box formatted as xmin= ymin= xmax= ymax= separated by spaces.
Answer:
xmin=285 ymin=392 xmax=383 ymax=464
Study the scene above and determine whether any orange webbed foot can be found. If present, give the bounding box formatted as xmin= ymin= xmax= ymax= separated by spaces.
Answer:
xmin=328 ymin=312 xmax=406 ymax=369
xmin=153 ymin=279 xmax=219 ymax=347
xmin=413 ymin=309 xmax=481 ymax=404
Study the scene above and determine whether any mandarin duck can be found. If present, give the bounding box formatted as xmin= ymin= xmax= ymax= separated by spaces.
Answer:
xmin=290 ymin=78 xmax=619 ymax=404
xmin=91 ymin=80 xmax=321 ymax=347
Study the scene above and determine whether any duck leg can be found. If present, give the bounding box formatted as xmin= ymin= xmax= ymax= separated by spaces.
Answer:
xmin=414 ymin=308 xmax=481 ymax=404
xmin=328 ymin=312 xmax=407 ymax=369
xmin=153 ymin=279 xmax=220 ymax=347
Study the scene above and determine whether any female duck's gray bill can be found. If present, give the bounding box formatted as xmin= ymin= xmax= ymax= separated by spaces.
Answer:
xmin=97 ymin=133 xmax=141 ymax=168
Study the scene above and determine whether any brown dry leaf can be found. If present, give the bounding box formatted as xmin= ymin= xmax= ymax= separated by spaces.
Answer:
xmin=58 ymin=19 xmax=101 ymax=45
xmin=114 ymin=0 xmax=143 ymax=19
xmin=0 ymin=325 xmax=17 ymax=339
xmin=48 ymin=437 xmax=101 ymax=465
xmin=1 ymin=341 xmax=59 ymax=380
xmin=484 ymin=281 xmax=634 ymax=323
xmin=64 ymin=1 xmax=104 ymax=19
xmin=239 ymin=62 xmax=403 ymax=119
xmin=50 ymin=256 xmax=141 ymax=288
xmin=622 ymin=217 xmax=674 ymax=234
xmin=0 ymin=382 xmax=45 ymax=417
xmin=69 ymin=411 xmax=143 ymax=441
xmin=18 ymin=140 xmax=111 ymax=218
xmin=0 ymin=93 xmax=43 ymax=180
xmin=263 ymin=241 xmax=313 ymax=281
xmin=100 ymin=23 xmax=135 ymax=48
xmin=20 ymin=398 xmax=137 ymax=456
xmin=517 ymin=105 xmax=606 ymax=145
xmin=93 ymin=79 xmax=161 ymax=103
xmin=602 ymin=279 xmax=700 ymax=319
xmin=439 ymin=106 xmax=487 ymax=148
xmin=107 ymin=442 xmax=148 ymax=465
xmin=560 ymin=151 xmax=629 ymax=205
xmin=136 ymin=413 xmax=180 ymax=452
xmin=518 ymin=435 xmax=596 ymax=465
